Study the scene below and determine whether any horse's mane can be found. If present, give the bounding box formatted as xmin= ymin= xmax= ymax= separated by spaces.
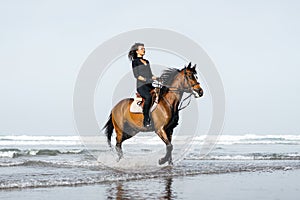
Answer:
xmin=160 ymin=68 xmax=180 ymax=86
xmin=158 ymin=64 xmax=196 ymax=96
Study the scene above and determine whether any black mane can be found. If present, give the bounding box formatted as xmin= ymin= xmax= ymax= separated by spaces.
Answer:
xmin=160 ymin=68 xmax=180 ymax=86
xmin=158 ymin=63 xmax=197 ymax=96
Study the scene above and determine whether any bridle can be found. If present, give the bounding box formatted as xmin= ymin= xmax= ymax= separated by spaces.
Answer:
xmin=159 ymin=68 xmax=200 ymax=111
xmin=160 ymin=68 xmax=199 ymax=93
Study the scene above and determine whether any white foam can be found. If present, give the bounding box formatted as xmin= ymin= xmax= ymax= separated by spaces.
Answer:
xmin=1 ymin=134 xmax=300 ymax=147
xmin=0 ymin=151 xmax=17 ymax=158
xmin=97 ymin=150 xmax=167 ymax=172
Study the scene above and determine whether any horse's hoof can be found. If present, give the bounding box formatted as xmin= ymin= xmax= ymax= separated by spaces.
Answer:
xmin=168 ymin=160 xmax=173 ymax=166
xmin=116 ymin=156 xmax=123 ymax=162
xmin=116 ymin=154 xmax=123 ymax=162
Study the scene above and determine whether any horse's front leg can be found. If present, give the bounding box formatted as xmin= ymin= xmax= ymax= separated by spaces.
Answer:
xmin=166 ymin=129 xmax=174 ymax=165
xmin=156 ymin=128 xmax=173 ymax=165
xmin=161 ymin=144 xmax=173 ymax=165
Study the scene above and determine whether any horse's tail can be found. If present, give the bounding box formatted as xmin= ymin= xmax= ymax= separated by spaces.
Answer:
xmin=102 ymin=113 xmax=114 ymax=147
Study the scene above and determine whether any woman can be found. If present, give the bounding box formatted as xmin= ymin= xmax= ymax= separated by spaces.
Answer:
xmin=128 ymin=43 xmax=157 ymax=127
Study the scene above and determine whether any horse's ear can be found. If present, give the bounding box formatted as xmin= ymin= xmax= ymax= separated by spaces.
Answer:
xmin=187 ymin=62 xmax=192 ymax=69
xmin=192 ymin=64 xmax=197 ymax=70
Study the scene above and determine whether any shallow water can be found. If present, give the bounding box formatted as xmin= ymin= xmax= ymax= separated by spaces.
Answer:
xmin=1 ymin=134 xmax=300 ymax=190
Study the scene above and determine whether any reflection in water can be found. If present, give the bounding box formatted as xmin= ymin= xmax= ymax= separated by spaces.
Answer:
xmin=106 ymin=176 xmax=176 ymax=200
xmin=161 ymin=177 xmax=174 ymax=200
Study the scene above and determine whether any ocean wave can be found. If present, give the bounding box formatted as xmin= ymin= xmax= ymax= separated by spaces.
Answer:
xmin=0 ymin=135 xmax=109 ymax=146
xmin=191 ymin=134 xmax=300 ymax=145
xmin=1 ymin=134 xmax=300 ymax=146
xmin=0 ymin=159 xmax=102 ymax=168
xmin=0 ymin=135 xmax=80 ymax=141
xmin=0 ymin=148 xmax=86 ymax=158
xmin=186 ymin=152 xmax=300 ymax=160
xmin=0 ymin=136 xmax=81 ymax=146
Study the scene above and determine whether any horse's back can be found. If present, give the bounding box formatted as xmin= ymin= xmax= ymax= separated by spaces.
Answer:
xmin=111 ymin=98 xmax=137 ymax=129
xmin=116 ymin=98 xmax=134 ymax=105
xmin=112 ymin=98 xmax=134 ymax=113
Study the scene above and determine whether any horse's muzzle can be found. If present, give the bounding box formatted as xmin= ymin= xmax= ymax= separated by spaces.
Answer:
xmin=193 ymin=88 xmax=203 ymax=98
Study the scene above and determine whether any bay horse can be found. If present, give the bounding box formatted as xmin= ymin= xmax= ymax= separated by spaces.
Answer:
xmin=102 ymin=63 xmax=203 ymax=165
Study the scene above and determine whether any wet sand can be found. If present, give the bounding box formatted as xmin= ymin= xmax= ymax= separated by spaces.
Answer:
xmin=1 ymin=169 xmax=299 ymax=200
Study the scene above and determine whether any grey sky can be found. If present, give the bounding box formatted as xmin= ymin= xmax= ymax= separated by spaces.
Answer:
xmin=0 ymin=0 xmax=299 ymax=135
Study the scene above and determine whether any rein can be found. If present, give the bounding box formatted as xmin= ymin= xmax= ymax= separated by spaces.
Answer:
xmin=178 ymin=93 xmax=192 ymax=111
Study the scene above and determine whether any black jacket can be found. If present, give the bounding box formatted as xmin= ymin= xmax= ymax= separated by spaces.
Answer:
xmin=132 ymin=57 xmax=153 ymax=88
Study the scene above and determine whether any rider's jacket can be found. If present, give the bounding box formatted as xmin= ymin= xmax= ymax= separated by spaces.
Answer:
xmin=132 ymin=57 xmax=153 ymax=88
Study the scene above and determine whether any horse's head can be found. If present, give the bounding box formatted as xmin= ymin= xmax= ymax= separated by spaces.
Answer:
xmin=179 ymin=62 xmax=203 ymax=98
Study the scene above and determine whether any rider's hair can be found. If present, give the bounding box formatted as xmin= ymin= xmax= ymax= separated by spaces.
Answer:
xmin=128 ymin=42 xmax=144 ymax=61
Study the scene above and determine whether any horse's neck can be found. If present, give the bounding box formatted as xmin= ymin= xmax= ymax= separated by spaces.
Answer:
xmin=164 ymin=78 xmax=184 ymax=110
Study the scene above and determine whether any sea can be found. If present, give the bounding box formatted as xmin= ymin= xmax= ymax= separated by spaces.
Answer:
xmin=1 ymin=134 xmax=300 ymax=190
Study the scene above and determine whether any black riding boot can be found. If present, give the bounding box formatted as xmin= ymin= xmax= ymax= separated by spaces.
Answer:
xmin=143 ymin=114 xmax=151 ymax=127
xmin=137 ymin=84 xmax=153 ymax=127
xmin=143 ymin=99 xmax=151 ymax=127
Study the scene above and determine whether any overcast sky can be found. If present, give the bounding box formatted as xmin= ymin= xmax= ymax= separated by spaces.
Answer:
xmin=0 ymin=0 xmax=299 ymax=136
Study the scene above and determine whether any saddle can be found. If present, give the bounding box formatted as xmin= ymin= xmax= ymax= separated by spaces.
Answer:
xmin=130 ymin=88 xmax=159 ymax=113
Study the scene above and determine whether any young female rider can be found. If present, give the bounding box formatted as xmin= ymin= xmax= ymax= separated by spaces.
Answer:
xmin=128 ymin=43 xmax=157 ymax=127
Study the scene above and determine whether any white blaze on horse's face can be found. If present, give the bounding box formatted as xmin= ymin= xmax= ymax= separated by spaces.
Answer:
xmin=193 ymin=90 xmax=200 ymax=98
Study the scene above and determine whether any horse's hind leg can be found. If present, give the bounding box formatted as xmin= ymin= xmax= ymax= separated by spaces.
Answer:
xmin=115 ymin=131 xmax=123 ymax=160
xmin=112 ymin=119 xmax=124 ymax=160
xmin=115 ymin=144 xmax=123 ymax=160
xmin=114 ymin=122 xmax=136 ymax=161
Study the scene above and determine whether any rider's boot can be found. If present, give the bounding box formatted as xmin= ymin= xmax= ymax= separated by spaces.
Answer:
xmin=142 ymin=96 xmax=151 ymax=127
xmin=143 ymin=114 xmax=151 ymax=127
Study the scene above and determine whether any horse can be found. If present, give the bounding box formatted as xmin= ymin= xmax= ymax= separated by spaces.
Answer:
xmin=102 ymin=62 xmax=203 ymax=165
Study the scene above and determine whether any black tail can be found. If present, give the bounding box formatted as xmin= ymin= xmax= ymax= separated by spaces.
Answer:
xmin=102 ymin=113 xmax=114 ymax=147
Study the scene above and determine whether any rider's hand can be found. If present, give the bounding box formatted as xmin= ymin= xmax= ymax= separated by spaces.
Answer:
xmin=138 ymin=76 xmax=147 ymax=82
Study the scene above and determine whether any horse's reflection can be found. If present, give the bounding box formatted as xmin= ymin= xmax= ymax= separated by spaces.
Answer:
xmin=161 ymin=177 xmax=174 ymax=199
xmin=105 ymin=176 xmax=176 ymax=200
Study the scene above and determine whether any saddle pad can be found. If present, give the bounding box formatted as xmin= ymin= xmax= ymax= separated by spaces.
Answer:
xmin=130 ymin=97 xmax=158 ymax=113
